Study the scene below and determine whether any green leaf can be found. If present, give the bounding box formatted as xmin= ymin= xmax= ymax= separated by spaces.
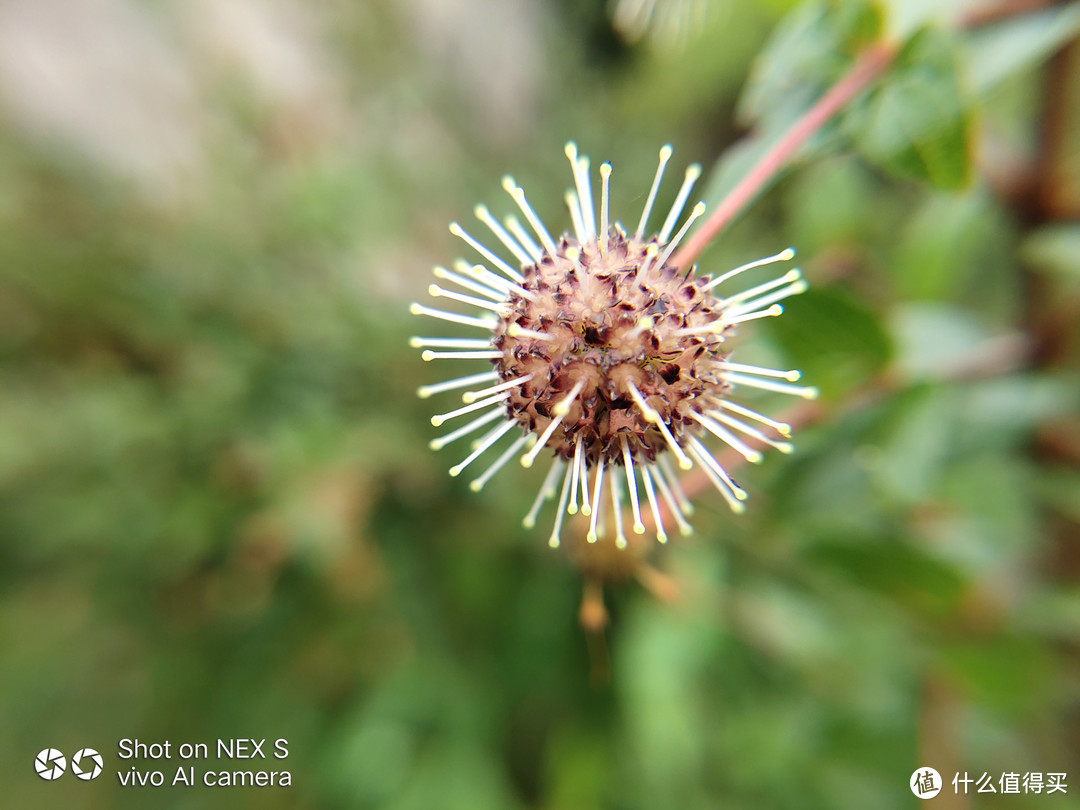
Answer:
xmin=964 ymin=3 xmax=1080 ymax=94
xmin=888 ymin=303 xmax=994 ymax=382
xmin=1036 ymin=467 xmax=1080 ymax=525
xmin=847 ymin=28 xmax=973 ymax=189
xmin=808 ymin=539 xmax=966 ymax=618
xmin=865 ymin=385 xmax=954 ymax=504
xmin=769 ymin=287 xmax=893 ymax=398
xmin=738 ymin=0 xmax=883 ymax=131
xmin=938 ymin=637 xmax=1054 ymax=718
xmin=878 ymin=0 xmax=981 ymax=40
xmin=1020 ymin=224 xmax=1080 ymax=286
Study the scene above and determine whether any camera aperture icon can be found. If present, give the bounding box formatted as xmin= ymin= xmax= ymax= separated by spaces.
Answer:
xmin=71 ymin=748 xmax=104 ymax=780
xmin=34 ymin=749 xmax=66 ymax=780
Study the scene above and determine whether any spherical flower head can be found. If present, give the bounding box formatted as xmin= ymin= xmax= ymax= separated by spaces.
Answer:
xmin=411 ymin=143 xmax=817 ymax=549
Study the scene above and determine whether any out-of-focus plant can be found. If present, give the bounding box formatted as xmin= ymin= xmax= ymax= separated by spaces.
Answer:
xmin=1 ymin=0 xmax=1078 ymax=808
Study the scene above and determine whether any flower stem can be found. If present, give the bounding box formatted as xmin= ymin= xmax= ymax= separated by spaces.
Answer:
xmin=673 ymin=41 xmax=898 ymax=269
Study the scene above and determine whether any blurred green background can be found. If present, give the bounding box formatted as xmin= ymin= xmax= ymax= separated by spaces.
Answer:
xmin=1 ymin=0 xmax=1078 ymax=807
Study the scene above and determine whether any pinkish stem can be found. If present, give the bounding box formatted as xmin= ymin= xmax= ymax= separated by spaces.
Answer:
xmin=674 ymin=41 xmax=897 ymax=269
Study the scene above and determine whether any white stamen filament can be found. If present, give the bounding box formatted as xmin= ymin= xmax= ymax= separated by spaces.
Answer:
xmin=578 ymin=156 xmax=596 ymax=241
xmin=687 ymin=437 xmax=747 ymax=513
xmin=417 ymin=370 xmax=499 ymax=399
xmin=718 ymin=268 xmax=801 ymax=307
xmin=636 ymin=144 xmax=672 ymax=240
xmin=506 ymin=323 xmax=553 ymax=342
xmin=458 ymin=262 xmax=536 ymax=302
xmin=611 ymin=471 xmax=627 ymax=549
xmin=523 ymin=457 xmax=564 ymax=528
xmin=716 ymin=399 xmax=792 ymax=437
xmin=706 ymin=409 xmax=794 ymax=453
xmin=475 ymin=204 xmax=532 ymax=267
xmin=462 ymin=373 xmax=533 ymax=404
xmin=432 ymin=265 xmax=505 ymax=301
xmin=587 ymin=456 xmax=606 ymax=542
xmin=625 ymin=380 xmax=657 ymax=420
xmin=704 ymin=248 xmax=797 ymax=292
xmin=656 ymin=200 xmax=706 ymax=268
xmin=594 ymin=474 xmax=607 ymax=540
xmin=674 ymin=304 xmax=783 ymax=337
xmin=449 ymin=419 xmax=517 ymax=477
xmin=621 ymin=436 xmax=646 ymax=535
xmin=503 ymin=214 xmax=542 ymax=262
xmin=429 ymin=407 xmax=504 ymax=451
xmin=503 ymin=176 xmax=558 ymax=257
xmin=633 ymin=244 xmax=659 ymax=287
xmin=410 ymin=336 xmax=492 ymax=349
xmin=521 ymin=414 xmax=565 ymax=468
xmin=724 ymin=280 xmax=809 ymax=318
xmin=721 ymin=371 xmax=819 ymax=399
xmin=720 ymin=303 xmax=786 ymax=327
xmin=549 ymin=458 xmax=575 ymax=548
xmin=651 ymin=459 xmax=693 ymax=536
xmin=568 ymin=439 xmax=583 ymax=515
xmin=579 ymin=440 xmax=592 ymax=516
xmin=640 ymin=464 xmax=668 ymax=543
xmin=553 ymin=379 xmax=587 ymax=417
xmin=565 ymin=190 xmax=586 ymax=243
xmin=565 ymin=143 xmax=596 ymax=241
xmin=428 ymin=284 xmax=509 ymax=315
xmin=689 ymin=411 xmax=763 ymax=463
xmin=626 ymin=381 xmax=693 ymax=470
xmin=655 ymin=418 xmax=693 ymax=470
xmin=718 ymin=360 xmax=801 ymax=382
xmin=520 ymin=380 xmax=584 ymax=468
xmin=421 ymin=349 xmax=502 ymax=362
xmin=599 ymin=162 xmax=611 ymax=252
xmin=449 ymin=222 xmax=525 ymax=283
xmin=564 ymin=246 xmax=584 ymax=273
xmin=409 ymin=303 xmax=497 ymax=330
xmin=627 ymin=315 xmax=655 ymax=340
xmin=657 ymin=455 xmax=694 ymax=516
xmin=658 ymin=164 xmax=702 ymax=243
xmin=430 ymin=392 xmax=510 ymax=427
xmin=469 ymin=434 xmax=530 ymax=491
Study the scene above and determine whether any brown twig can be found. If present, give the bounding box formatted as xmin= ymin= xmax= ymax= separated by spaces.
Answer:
xmin=673 ymin=41 xmax=897 ymax=269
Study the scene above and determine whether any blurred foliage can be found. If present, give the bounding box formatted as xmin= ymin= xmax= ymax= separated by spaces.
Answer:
xmin=1 ymin=0 xmax=1079 ymax=808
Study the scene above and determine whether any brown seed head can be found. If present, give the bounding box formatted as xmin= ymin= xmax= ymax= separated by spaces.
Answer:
xmin=496 ymin=228 xmax=733 ymax=469
xmin=412 ymin=143 xmax=816 ymax=549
